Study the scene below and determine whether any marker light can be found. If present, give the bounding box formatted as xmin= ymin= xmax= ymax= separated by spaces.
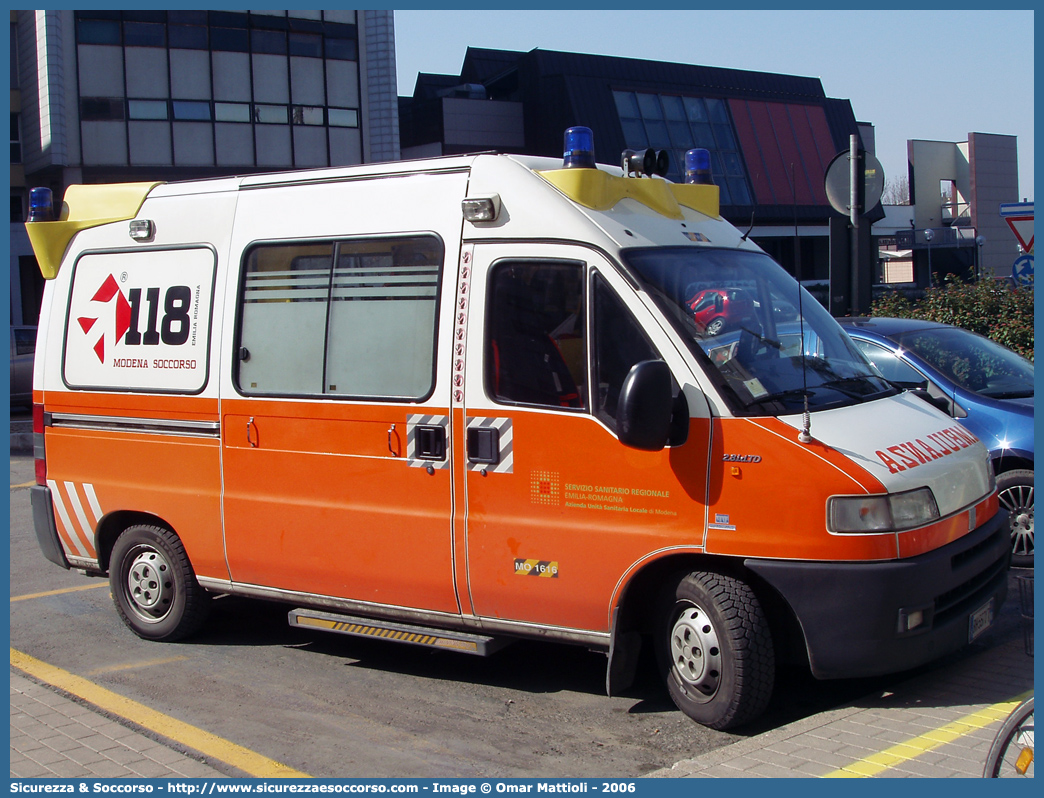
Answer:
xmin=128 ymin=219 xmax=155 ymax=241
xmin=563 ymin=126 xmax=596 ymax=169
xmin=684 ymin=148 xmax=713 ymax=185
xmin=461 ymin=194 xmax=501 ymax=222
xmin=28 ymin=187 xmax=55 ymax=222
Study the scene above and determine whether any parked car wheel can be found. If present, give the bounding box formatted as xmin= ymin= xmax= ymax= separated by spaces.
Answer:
xmin=704 ymin=317 xmax=726 ymax=336
xmin=996 ymin=469 xmax=1033 ymax=568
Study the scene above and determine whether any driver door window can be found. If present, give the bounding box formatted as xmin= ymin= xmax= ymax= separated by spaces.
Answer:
xmin=485 ymin=261 xmax=585 ymax=409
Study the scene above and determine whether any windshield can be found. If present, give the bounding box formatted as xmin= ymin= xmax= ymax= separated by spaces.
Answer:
xmin=895 ymin=327 xmax=1034 ymax=399
xmin=623 ymin=247 xmax=896 ymax=416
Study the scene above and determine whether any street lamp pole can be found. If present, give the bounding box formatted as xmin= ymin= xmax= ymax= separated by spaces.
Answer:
xmin=924 ymin=228 xmax=934 ymax=280
xmin=976 ymin=235 xmax=986 ymax=281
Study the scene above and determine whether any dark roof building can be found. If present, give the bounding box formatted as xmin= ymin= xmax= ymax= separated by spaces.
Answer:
xmin=400 ymin=47 xmax=878 ymax=284
xmin=11 ymin=9 xmax=399 ymax=326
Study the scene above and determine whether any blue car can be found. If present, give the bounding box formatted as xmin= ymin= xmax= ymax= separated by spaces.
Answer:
xmin=839 ymin=317 xmax=1033 ymax=567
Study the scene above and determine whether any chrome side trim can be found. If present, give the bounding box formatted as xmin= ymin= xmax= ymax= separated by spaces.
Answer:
xmin=50 ymin=413 xmax=220 ymax=439
xmin=195 ymin=577 xmax=610 ymax=650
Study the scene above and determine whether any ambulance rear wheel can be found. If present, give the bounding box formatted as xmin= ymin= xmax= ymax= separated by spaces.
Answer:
xmin=109 ymin=524 xmax=210 ymax=642
xmin=657 ymin=570 xmax=774 ymax=730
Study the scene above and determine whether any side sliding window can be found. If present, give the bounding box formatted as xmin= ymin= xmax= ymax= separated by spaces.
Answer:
xmin=236 ymin=235 xmax=443 ymax=400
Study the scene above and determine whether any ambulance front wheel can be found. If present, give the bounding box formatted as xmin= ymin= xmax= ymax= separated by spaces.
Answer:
xmin=657 ymin=570 xmax=774 ymax=730
xmin=109 ymin=524 xmax=210 ymax=642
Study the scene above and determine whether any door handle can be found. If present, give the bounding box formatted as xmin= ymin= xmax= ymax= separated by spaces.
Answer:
xmin=246 ymin=416 xmax=258 ymax=448
xmin=467 ymin=426 xmax=500 ymax=465
xmin=415 ymin=425 xmax=446 ymax=461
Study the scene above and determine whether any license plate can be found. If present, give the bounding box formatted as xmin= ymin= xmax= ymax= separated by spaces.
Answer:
xmin=969 ymin=599 xmax=995 ymax=642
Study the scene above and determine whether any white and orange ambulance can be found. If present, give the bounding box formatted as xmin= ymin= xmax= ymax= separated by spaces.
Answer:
xmin=26 ymin=129 xmax=1009 ymax=730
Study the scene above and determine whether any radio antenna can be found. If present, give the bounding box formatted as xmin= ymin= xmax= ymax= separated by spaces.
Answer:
xmin=793 ymin=162 xmax=812 ymax=444
xmin=739 ymin=209 xmax=755 ymax=242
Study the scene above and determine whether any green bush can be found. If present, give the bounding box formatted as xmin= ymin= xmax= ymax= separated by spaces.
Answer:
xmin=869 ymin=277 xmax=1034 ymax=361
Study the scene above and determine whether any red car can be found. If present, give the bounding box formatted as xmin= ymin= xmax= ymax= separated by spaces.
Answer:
xmin=686 ymin=288 xmax=755 ymax=335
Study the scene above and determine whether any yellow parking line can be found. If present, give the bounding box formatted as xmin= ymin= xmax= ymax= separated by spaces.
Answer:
xmin=10 ymin=648 xmax=310 ymax=778
xmin=11 ymin=480 xmax=36 ymax=489
xmin=11 ymin=583 xmax=109 ymax=602
xmin=822 ymin=690 xmax=1033 ymax=777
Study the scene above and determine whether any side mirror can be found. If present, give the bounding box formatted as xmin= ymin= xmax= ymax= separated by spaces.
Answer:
xmin=616 ymin=360 xmax=674 ymax=451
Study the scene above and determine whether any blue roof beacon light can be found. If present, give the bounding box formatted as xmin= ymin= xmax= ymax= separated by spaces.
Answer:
xmin=27 ymin=186 xmax=55 ymax=222
xmin=563 ymin=126 xmax=596 ymax=169
xmin=684 ymin=148 xmax=713 ymax=185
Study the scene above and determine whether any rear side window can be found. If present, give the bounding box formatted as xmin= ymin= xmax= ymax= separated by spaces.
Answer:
xmin=236 ymin=235 xmax=443 ymax=400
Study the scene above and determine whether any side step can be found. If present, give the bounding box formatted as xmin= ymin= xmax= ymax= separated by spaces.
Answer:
xmin=288 ymin=609 xmax=511 ymax=656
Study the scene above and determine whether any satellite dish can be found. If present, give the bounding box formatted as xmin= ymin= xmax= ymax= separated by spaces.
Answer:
xmin=825 ymin=150 xmax=886 ymax=216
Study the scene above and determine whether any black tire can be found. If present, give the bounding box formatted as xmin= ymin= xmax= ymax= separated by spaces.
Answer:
xmin=996 ymin=469 xmax=1033 ymax=568
xmin=109 ymin=524 xmax=210 ymax=641
xmin=656 ymin=570 xmax=774 ymax=730
xmin=983 ymin=697 xmax=1034 ymax=777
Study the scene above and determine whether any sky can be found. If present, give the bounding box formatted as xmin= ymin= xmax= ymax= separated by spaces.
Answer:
xmin=393 ymin=9 xmax=1035 ymax=201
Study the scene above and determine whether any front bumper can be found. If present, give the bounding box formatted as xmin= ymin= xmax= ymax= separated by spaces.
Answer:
xmin=745 ymin=509 xmax=1010 ymax=679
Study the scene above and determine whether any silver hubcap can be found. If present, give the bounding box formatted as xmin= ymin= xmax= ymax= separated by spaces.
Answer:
xmin=998 ymin=484 xmax=1034 ymax=558
xmin=670 ymin=605 xmax=721 ymax=701
xmin=126 ymin=547 xmax=173 ymax=621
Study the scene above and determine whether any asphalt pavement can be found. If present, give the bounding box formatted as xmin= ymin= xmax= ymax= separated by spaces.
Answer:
xmin=11 ymin=570 xmax=1032 ymax=778
xmin=9 ymin=418 xmax=1034 ymax=779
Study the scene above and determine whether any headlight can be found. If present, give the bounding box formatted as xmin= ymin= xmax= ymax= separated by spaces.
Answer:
xmin=828 ymin=487 xmax=940 ymax=533
xmin=985 ymin=456 xmax=997 ymax=493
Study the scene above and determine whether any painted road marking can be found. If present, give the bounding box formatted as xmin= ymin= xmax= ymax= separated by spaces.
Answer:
xmin=11 ymin=480 xmax=36 ymax=489
xmin=86 ymin=656 xmax=190 ymax=676
xmin=822 ymin=690 xmax=1033 ymax=777
xmin=11 ymin=583 xmax=109 ymax=602
xmin=10 ymin=648 xmax=310 ymax=778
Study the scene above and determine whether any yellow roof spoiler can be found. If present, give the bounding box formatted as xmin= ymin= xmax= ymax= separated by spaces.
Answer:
xmin=25 ymin=182 xmax=163 ymax=279
xmin=538 ymin=168 xmax=719 ymax=221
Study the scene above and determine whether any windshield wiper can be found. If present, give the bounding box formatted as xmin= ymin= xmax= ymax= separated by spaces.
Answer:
xmin=984 ymin=389 xmax=1034 ymax=400
xmin=738 ymin=326 xmax=783 ymax=350
xmin=744 ymin=387 xmax=813 ymax=408
xmin=816 ymin=376 xmax=881 ymax=399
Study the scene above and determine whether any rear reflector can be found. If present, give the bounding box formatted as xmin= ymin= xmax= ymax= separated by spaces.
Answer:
xmin=33 ymin=403 xmax=46 ymax=486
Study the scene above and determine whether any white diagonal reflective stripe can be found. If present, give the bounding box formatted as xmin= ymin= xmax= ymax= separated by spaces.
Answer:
xmin=47 ymin=480 xmax=88 ymax=558
xmin=83 ymin=483 xmax=103 ymax=525
xmin=64 ymin=481 xmax=95 ymax=546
